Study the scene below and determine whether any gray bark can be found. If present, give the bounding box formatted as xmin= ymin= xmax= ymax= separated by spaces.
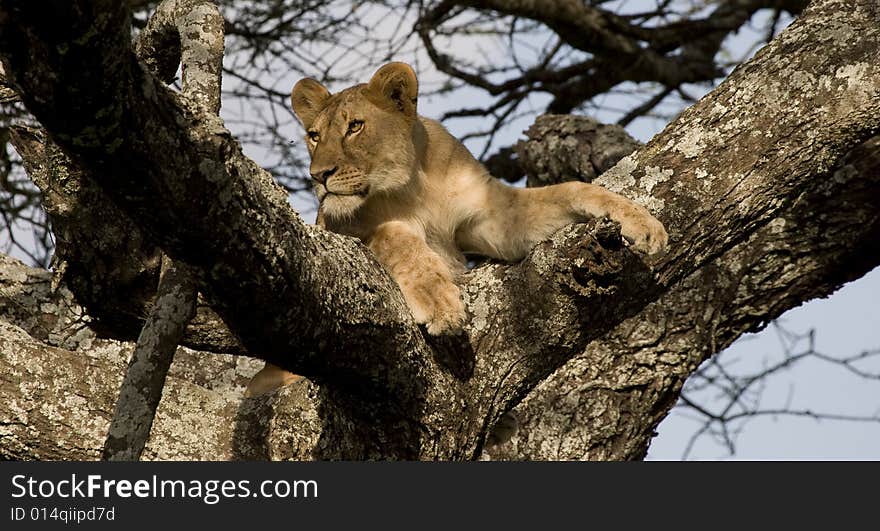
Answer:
xmin=0 ymin=0 xmax=879 ymax=460
xmin=102 ymin=255 xmax=197 ymax=460
xmin=490 ymin=125 xmax=880 ymax=459
xmin=9 ymin=125 xmax=163 ymax=339
xmin=101 ymin=0 xmax=222 ymax=460
xmin=134 ymin=0 xmax=224 ymax=114
xmin=9 ymin=125 xmax=245 ymax=354
xmin=0 ymin=253 xmax=314 ymax=461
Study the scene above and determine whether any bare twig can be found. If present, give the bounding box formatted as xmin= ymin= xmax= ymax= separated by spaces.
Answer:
xmin=677 ymin=323 xmax=880 ymax=459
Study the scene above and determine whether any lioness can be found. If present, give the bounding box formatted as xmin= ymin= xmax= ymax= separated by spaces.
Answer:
xmin=245 ymin=62 xmax=668 ymax=397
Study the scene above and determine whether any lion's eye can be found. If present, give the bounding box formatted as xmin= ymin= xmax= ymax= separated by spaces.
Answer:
xmin=307 ymin=131 xmax=320 ymax=144
xmin=347 ymin=120 xmax=364 ymax=135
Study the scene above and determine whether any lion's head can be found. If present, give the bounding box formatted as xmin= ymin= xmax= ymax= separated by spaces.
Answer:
xmin=290 ymin=62 xmax=421 ymax=219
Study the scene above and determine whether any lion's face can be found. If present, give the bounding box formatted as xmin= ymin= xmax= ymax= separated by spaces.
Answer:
xmin=291 ymin=63 xmax=420 ymax=219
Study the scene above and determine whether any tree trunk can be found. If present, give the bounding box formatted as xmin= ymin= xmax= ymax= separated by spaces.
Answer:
xmin=0 ymin=0 xmax=878 ymax=459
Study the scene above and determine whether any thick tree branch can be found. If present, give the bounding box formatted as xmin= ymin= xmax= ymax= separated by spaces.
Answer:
xmin=0 ymin=306 xmax=277 ymax=461
xmin=0 ymin=0 xmax=878 ymax=459
xmin=454 ymin=0 xmax=880 ymax=451
xmin=515 ymin=115 xmax=642 ymax=187
xmin=9 ymin=126 xmax=163 ymax=338
xmin=490 ymin=132 xmax=880 ymax=459
xmin=9 ymin=120 xmax=244 ymax=355
xmin=0 ymin=0 xmax=457 ymax=459
xmin=134 ymin=0 xmax=224 ymax=113
xmin=6 ymin=0 xmax=238 ymax=350
xmin=100 ymin=0 xmax=223 ymax=461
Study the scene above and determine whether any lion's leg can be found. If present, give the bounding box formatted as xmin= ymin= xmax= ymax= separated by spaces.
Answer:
xmin=459 ymin=181 xmax=667 ymax=260
xmin=550 ymin=181 xmax=668 ymax=254
xmin=244 ymin=363 xmax=303 ymax=397
xmin=369 ymin=220 xmax=465 ymax=335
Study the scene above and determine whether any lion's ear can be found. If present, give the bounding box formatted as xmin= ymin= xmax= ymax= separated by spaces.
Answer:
xmin=366 ymin=62 xmax=418 ymax=117
xmin=291 ymin=78 xmax=331 ymax=129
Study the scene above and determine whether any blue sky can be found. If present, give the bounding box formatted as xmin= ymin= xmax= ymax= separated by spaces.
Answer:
xmin=648 ymin=267 xmax=880 ymax=459
xmin=3 ymin=0 xmax=876 ymax=460
xmin=225 ymin=0 xmax=880 ymax=459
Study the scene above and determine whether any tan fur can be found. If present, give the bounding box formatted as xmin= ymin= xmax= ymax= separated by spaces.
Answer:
xmin=244 ymin=364 xmax=303 ymax=398
xmin=244 ymin=62 xmax=668 ymax=397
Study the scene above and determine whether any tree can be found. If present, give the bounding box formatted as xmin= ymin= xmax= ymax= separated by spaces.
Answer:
xmin=0 ymin=0 xmax=878 ymax=460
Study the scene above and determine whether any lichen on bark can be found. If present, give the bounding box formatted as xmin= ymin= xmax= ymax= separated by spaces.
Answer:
xmin=0 ymin=0 xmax=878 ymax=460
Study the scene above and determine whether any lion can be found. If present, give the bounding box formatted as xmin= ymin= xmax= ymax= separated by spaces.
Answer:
xmin=244 ymin=62 xmax=668 ymax=398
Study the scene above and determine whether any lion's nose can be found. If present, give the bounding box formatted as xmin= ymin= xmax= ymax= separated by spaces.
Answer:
xmin=310 ymin=166 xmax=338 ymax=185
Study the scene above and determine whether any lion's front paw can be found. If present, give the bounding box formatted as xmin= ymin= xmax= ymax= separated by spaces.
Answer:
xmin=617 ymin=208 xmax=669 ymax=255
xmin=403 ymin=279 xmax=466 ymax=335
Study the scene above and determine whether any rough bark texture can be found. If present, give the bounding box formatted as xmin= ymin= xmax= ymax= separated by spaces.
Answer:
xmin=518 ymin=115 xmax=643 ymax=187
xmin=9 ymin=124 xmax=245 ymax=354
xmin=100 ymin=0 xmax=223 ymax=461
xmin=9 ymin=125 xmax=163 ymax=339
xmin=490 ymin=131 xmax=880 ymax=460
xmin=134 ymin=0 xmax=223 ymax=114
xmin=102 ymin=255 xmax=197 ymax=460
xmin=0 ymin=253 xmax=314 ymax=461
xmin=0 ymin=0 xmax=879 ymax=460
